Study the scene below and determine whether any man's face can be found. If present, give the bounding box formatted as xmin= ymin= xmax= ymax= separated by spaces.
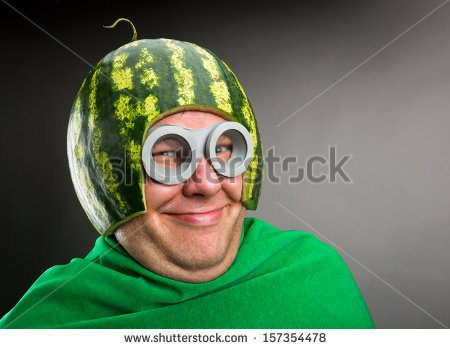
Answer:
xmin=115 ymin=110 xmax=246 ymax=283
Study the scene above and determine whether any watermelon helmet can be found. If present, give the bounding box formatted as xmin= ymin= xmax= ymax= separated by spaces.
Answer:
xmin=67 ymin=25 xmax=263 ymax=236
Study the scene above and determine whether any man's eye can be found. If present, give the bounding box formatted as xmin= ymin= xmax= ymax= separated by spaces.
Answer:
xmin=154 ymin=151 xmax=175 ymax=157
xmin=152 ymin=148 xmax=187 ymax=169
xmin=216 ymin=145 xmax=231 ymax=153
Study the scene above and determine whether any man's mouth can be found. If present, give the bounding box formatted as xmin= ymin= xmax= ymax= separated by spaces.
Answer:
xmin=162 ymin=207 xmax=225 ymax=225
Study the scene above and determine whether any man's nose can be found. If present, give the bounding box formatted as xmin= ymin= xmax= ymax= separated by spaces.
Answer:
xmin=182 ymin=157 xmax=221 ymax=197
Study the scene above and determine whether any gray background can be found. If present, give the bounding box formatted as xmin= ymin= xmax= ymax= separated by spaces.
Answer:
xmin=1 ymin=0 xmax=449 ymax=328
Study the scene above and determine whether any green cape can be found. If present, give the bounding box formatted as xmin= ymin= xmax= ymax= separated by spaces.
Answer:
xmin=0 ymin=218 xmax=374 ymax=328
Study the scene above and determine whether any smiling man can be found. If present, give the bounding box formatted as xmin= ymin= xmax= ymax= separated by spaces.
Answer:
xmin=0 ymin=30 xmax=374 ymax=329
xmin=116 ymin=111 xmax=247 ymax=283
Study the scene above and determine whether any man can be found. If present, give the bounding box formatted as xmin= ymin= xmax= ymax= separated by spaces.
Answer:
xmin=0 ymin=21 xmax=374 ymax=328
xmin=115 ymin=110 xmax=248 ymax=284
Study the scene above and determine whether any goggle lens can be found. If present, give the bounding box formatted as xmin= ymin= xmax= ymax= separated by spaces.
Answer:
xmin=151 ymin=137 xmax=190 ymax=169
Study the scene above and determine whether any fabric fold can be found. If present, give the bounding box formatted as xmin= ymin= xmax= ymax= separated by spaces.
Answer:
xmin=0 ymin=218 xmax=374 ymax=329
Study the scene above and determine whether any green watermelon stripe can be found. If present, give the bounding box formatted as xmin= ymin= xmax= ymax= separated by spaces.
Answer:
xmin=192 ymin=45 xmax=233 ymax=114
xmin=181 ymin=42 xmax=217 ymax=110
xmin=69 ymin=70 xmax=111 ymax=234
xmin=150 ymin=40 xmax=178 ymax=113
xmin=164 ymin=39 xmax=195 ymax=106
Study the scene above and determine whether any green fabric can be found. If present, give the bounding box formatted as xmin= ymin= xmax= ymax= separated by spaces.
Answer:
xmin=0 ymin=218 xmax=374 ymax=329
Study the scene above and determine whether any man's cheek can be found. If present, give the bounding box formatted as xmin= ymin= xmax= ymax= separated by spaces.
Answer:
xmin=144 ymin=180 xmax=182 ymax=207
xmin=221 ymin=176 xmax=243 ymax=202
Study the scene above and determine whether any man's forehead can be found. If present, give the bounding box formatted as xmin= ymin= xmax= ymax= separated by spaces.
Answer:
xmin=152 ymin=110 xmax=226 ymax=129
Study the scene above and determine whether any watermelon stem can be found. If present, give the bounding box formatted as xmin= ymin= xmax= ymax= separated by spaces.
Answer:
xmin=103 ymin=18 xmax=137 ymax=42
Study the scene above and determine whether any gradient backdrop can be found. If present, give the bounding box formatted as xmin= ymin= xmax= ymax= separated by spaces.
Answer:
xmin=1 ymin=0 xmax=449 ymax=328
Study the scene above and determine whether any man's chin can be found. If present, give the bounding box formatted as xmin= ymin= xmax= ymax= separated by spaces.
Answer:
xmin=157 ymin=221 xmax=237 ymax=272
xmin=170 ymin=251 xmax=228 ymax=273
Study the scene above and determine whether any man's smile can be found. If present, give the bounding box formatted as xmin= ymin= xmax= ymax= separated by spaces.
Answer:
xmin=162 ymin=206 xmax=227 ymax=226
